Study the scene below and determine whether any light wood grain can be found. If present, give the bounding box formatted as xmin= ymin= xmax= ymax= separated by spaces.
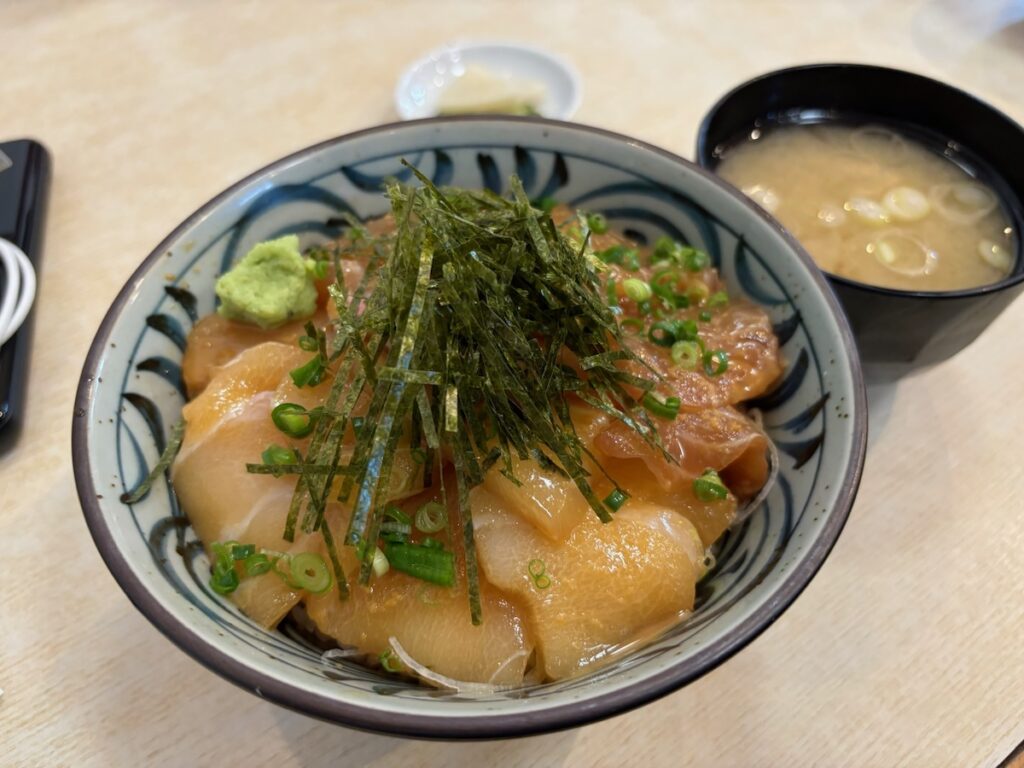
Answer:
xmin=3 ymin=1 xmax=1024 ymax=766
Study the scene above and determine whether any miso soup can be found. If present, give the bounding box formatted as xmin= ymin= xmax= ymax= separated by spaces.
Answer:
xmin=717 ymin=123 xmax=1017 ymax=291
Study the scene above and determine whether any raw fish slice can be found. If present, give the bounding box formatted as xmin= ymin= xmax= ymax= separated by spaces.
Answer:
xmin=180 ymin=342 xmax=327 ymax=450
xmin=557 ymin=400 xmax=753 ymax=544
xmin=305 ymin=563 xmax=534 ymax=686
xmin=594 ymin=405 xmax=771 ymax=497
xmin=182 ymin=314 xmax=319 ymax=398
xmin=175 ymin=341 xmax=431 ymax=627
xmin=176 ymin=342 xmax=333 ymax=626
xmin=174 ymin=390 xmax=314 ymax=626
xmin=305 ymin=482 xmax=535 ymax=687
xmin=620 ymin=301 xmax=782 ymax=411
xmin=478 ymin=400 xmax=760 ymax=548
xmin=480 ymin=455 xmax=591 ymax=542
xmin=472 ymin=487 xmax=703 ymax=680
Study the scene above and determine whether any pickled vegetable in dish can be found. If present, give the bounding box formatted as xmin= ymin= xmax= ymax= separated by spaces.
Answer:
xmin=153 ymin=171 xmax=782 ymax=689
xmin=717 ymin=123 xmax=1017 ymax=291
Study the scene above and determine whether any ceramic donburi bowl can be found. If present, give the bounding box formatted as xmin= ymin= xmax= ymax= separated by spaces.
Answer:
xmin=73 ymin=117 xmax=867 ymax=738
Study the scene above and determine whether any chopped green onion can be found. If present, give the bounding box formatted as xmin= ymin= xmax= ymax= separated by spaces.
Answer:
xmin=703 ymin=349 xmax=729 ymax=376
xmin=289 ymin=355 xmax=327 ymax=388
xmin=262 ymin=444 xmax=299 ymax=473
xmin=231 ymin=543 xmax=255 ymax=560
xmin=415 ymin=501 xmax=448 ymax=533
xmin=527 ymin=559 xmax=551 ymax=589
xmin=598 ymin=245 xmax=640 ymax=271
xmin=305 ymin=255 xmax=331 ymax=281
xmin=653 ymin=238 xmax=710 ymax=272
xmin=622 ymin=278 xmax=653 ymax=302
xmin=421 ymin=537 xmax=444 ymax=550
xmin=244 ymin=552 xmax=273 ymax=576
xmin=371 ymin=547 xmax=390 ymax=577
xmin=586 ymin=212 xmax=609 ymax=234
xmin=210 ymin=540 xmax=237 ymax=567
xmin=653 ymin=236 xmax=678 ymax=262
xmin=298 ymin=334 xmax=319 ymax=352
xmin=597 ymin=245 xmax=622 ymax=264
xmin=380 ymin=649 xmax=403 ymax=673
xmin=603 ymin=488 xmax=629 ymax=511
xmin=642 ymin=392 xmax=681 ymax=419
xmin=380 ymin=507 xmax=412 ymax=539
xmin=384 ymin=506 xmax=413 ymax=525
xmin=648 ymin=321 xmax=678 ymax=347
xmin=671 ymin=340 xmax=701 ymax=370
xmin=699 ymin=310 xmax=712 ymax=322
xmin=688 ymin=281 xmax=710 ymax=303
xmin=290 ymin=552 xmax=332 ymax=594
xmin=675 ymin=319 xmax=699 ymax=341
xmin=382 ymin=542 xmax=455 ymax=586
xmin=693 ymin=468 xmax=729 ymax=501
xmin=534 ymin=196 xmax=557 ymax=214
xmin=708 ymin=291 xmax=729 ymax=308
xmin=652 ymin=267 xmax=682 ymax=286
xmin=648 ymin=319 xmax=698 ymax=347
xmin=271 ymin=402 xmax=318 ymax=438
xmin=650 ymin=282 xmax=689 ymax=309
xmin=683 ymin=249 xmax=711 ymax=272
xmin=209 ymin=564 xmax=239 ymax=595
xmin=619 ymin=317 xmax=646 ymax=334
xmin=380 ymin=521 xmax=411 ymax=538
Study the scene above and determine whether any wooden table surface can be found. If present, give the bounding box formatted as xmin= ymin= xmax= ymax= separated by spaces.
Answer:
xmin=4 ymin=2 xmax=1024 ymax=766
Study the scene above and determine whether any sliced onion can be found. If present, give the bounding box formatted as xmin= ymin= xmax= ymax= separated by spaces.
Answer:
xmin=868 ymin=231 xmax=939 ymax=276
xmin=930 ymin=182 xmax=998 ymax=224
xmin=487 ymin=650 xmax=531 ymax=685
xmin=845 ymin=197 xmax=890 ymax=226
xmin=816 ymin=203 xmax=846 ymax=228
xmin=387 ymin=636 xmax=503 ymax=694
xmin=742 ymin=184 xmax=780 ymax=213
xmin=850 ymin=125 xmax=907 ymax=159
xmin=882 ymin=186 xmax=931 ymax=222
xmin=978 ymin=239 xmax=1014 ymax=272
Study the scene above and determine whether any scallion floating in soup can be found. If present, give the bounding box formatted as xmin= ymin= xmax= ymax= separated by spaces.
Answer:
xmin=717 ymin=123 xmax=1017 ymax=291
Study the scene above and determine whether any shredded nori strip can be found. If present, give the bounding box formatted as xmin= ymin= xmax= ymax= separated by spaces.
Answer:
xmin=121 ymin=419 xmax=186 ymax=504
xmin=247 ymin=165 xmax=666 ymax=622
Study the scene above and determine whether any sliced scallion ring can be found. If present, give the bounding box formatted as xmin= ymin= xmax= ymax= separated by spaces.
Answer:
xmin=671 ymin=340 xmax=701 ymax=370
xmin=290 ymin=552 xmax=332 ymax=594
xmin=693 ymin=468 xmax=729 ymax=501
xmin=642 ymin=392 xmax=681 ymax=419
xmin=703 ymin=349 xmax=729 ymax=376
xmin=622 ymin=278 xmax=652 ymax=302
xmin=271 ymin=402 xmax=318 ymax=438
xmin=415 ymin=501 xmax=448 ymax=533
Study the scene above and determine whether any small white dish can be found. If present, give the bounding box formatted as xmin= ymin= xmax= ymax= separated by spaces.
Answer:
xmin=394 ymin=41 xmax=582 ymax=120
